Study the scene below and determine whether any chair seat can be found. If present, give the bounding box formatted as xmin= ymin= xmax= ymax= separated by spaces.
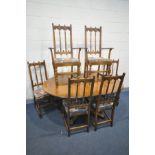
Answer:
xmin=63 ymin=99 xmax=88 ymax=116
xmin=34 ymin=88 xmax=49 ymax=99
xmin=88 ymin=57 xmax=112 ymax=65
xmin=92 ymin=102 xmax=113 ymax=110
xmin=54 ymin=58 xmax=80 ymax=66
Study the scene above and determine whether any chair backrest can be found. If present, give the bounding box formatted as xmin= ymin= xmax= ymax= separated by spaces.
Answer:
xmin=52 ymin=23 xmax=73 ymax=57
xmin=95 ymin=59 xmax=119 ymax=77
xmin=97 ymin=73 xmax=125 ymax=105
xmin=27 ymin=61 xmax=48 ymax=91
xmin=103 ymin=59 xmax=119 ymax=76
xmin=110 ymin=59 xmax=119 ymax=76
xmin=85 ymin=26 xmax=102 ymax=56
xmin=67 ymin=76 xmax=95 ymax=105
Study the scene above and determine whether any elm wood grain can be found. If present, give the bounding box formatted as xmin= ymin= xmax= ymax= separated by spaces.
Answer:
xmin=43 ymin=75 xmax=122 ymax=98
xmin=84 ymin=25 xmax=114 ymax=77
xmin=49 ymin=23 xmax=81 ymax=84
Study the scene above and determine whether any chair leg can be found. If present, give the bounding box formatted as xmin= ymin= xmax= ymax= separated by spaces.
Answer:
xmin=94 ymin=111 xmax=98 ymax=131
xmin=55 ymin=67 xmax=58 ymax=84
xmin=84 ymin=63 xmax=87 ymax=77
xmin=111 ymin=107 xmax=115 ymax=127
xmin=97 ymin=65 xmax=100 ymax=78
xmin=71 ymin=66 xmax=73 ymax=78
xmin=107 ymin=65 xmax=111 ymax=75
xmin=68 ymin=130 xmax=70 ymax=137
xmin=77 ymin=65 xmax=80 ymax=76
xmin=87 ymin=110 xmax=90 ymax=132
xmin=86 ymin=64 xmax=88 ymax=77
xmin=34 ymin=98 xmax=43 ymax=118
xmin=89 ymin=65 xmax=92 ymax=76
xmin=35 ymin=103 xmax=42 ymax=118
xmin=67 ymin=113 xmax=71 ymax=137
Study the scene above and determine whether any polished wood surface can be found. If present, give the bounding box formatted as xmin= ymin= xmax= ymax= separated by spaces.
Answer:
xmin=43 ymin=75 xmax=122 ymax=98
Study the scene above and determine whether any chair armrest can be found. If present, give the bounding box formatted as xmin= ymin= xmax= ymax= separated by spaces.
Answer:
xmin=48 ymin=47 xmax=54 ymax=50
xmin=72 ymin=48 xmax=81 ymax=59
xmin=101 ymin=48 xmax=114 ymax=59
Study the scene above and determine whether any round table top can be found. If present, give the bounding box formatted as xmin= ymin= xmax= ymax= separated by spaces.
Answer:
xmin=43 ymin=75 xmax=121 ymax=98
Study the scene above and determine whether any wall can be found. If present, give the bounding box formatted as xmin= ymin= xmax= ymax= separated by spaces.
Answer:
xmin=26 ymin=0 xmax=129 ymax=99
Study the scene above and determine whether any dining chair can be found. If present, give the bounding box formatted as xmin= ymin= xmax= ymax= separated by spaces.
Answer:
xmin=27 ymin=60 xmax=50 ymax=118
xmin=49 ymin=23 xmax=81 ymax=84
xmin=84 ymin=26 xmax=114 ymax=77
xmin=91 ymin=73 xmax=125 ymax=131
xmin=99 ymin=59 xmax=119 ymax=77
xmin=63 ymin=76 xmax=95 ymax=136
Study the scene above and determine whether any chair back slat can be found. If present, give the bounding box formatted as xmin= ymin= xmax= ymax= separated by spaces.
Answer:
xmin=70 ymin=24 xmax=73 ymax=57
xmin=27 ymin=61 xmax=48 ymax=90
xmin=52 ymin=23 xmax=73 ymax=56
xmin=110 ymin=59 xmax=119 ymax=76
xmin=43 ymin=61 xmax=48 ymax=80
xmin=39 ymin=63 xmax=43 ymax=84
xmin=75 ymin=81 xmax=79 ymax=101
xmin=111 ymin=79 xmax=117 ymax=94
xmin=90 ymin=31 xmax=92 ymax=51
xmin=83 ymin=80 xmax=87 ymax=97
xmin=58 ymin=26 xmax=62 ymax=52
xmin=105 ymin=79 xmax=111 ymax=95
xmin=95 ymin=31 xmax=96 ymax=51
xmin=99 ymin=26 xmax=102 ymax=56
xmin=34 ymin=65 xmax=38 ymax=85
xmin=64 ymin=29 xmax=67 ymax=51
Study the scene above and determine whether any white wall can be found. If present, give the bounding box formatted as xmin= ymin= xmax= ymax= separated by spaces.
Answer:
xmin=26 ymin=0 xmax=129 ymax=99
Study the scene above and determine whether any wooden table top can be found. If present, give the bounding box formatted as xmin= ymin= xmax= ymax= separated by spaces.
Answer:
xmin=43 ymin=75 xmax=121 ymax=98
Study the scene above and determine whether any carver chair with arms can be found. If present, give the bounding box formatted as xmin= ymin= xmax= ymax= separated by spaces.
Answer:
xmin=84 ymin=26 xmax=115 ymax=77
xmin=49 ymin=23 xmax=81 ymax=84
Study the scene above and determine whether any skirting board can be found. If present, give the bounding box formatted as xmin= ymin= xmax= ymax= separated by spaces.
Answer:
xmin=26 ymin=87 xmax=129 ymax=104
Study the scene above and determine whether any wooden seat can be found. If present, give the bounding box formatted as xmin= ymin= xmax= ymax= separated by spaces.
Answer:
xmin=27 ymin=60 xmax=50 ymax=118
xmin=88 ymin=57 xmax=112 ymax=64
xmin=91 ymin=73 xmax=125 ymax=131
xmin=54 ymin=58 xmax=80 ymax=66
xmin=63 ymin=76 xmax=95 ymax=136
xmin=49 ymin=23 xmax=81 ymax=84
xmin=84 ymin=26 xmax=115 ymax=77
xmin=33 ymin=88 xmax=49 ymax=99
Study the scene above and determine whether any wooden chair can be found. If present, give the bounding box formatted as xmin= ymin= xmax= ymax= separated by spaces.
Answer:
xmin=91 ymin=73 xmax=125 ymax=131
xmin=84 ymin=26 xmax=114 ymax=77
xmin=49 ymin=23 xmax=81 ymax=84
xmin=100 ymin=59 xmax=119 ymax=76
xmin=63 ymin=76 xmax=95 ymax=136
xmin=27 ymin=60 xmax=50 ymax=118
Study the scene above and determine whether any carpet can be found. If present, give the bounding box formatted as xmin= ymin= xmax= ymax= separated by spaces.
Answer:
xmin=26 ymin=91 xmax=129 ymax=155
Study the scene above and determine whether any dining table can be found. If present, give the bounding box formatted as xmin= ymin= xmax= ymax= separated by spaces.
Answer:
xmin=43 ymin=75 xmax=121 ymax=98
